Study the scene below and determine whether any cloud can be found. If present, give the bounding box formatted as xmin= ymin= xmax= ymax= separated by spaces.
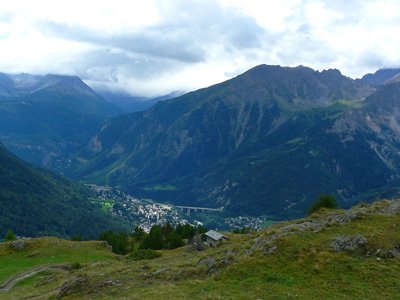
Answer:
xmin=1 ymin=0 xmax=400 ymax=96
xmin=23 ymin=0 xmax=267 ymax=96
xmin=33 ymin=0 xmax=265 ymax=63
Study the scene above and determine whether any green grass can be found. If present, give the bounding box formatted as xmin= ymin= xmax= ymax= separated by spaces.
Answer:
xmin=3 ymin=200 xmax=400 ymax=299
xmin=262 ymin=220 xmax=275 ymax=228
xmin=100 ymin=202 xmax=113 ymax=212
xmin=287 ymin=137 xmax=306 ymax=144
xmin=0 ymin=237 xmax=115 ymax=283
xmin=336 ymin=99 xmax=365 ymax=108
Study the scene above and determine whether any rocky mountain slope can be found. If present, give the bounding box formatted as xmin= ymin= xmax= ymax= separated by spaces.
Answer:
xmin=68 ymin=64 xmax=400 ymax=219
xmin=0 ymin=141 xmax=127 ymax=239
xmin=361 ymin=68 xmax=400 ymax=85
xmin=0 ymin=73 xmax=123 ymax=169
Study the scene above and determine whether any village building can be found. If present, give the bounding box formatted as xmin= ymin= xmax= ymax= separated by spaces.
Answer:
xmin=205 ymin=230 xmax=228 ymax=247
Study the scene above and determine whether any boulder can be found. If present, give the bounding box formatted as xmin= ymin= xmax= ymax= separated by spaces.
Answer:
xmin=330 ymin=234 xmax=367 ymax=252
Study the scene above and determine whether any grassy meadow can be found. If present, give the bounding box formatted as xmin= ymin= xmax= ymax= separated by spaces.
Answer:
xmin=2 ymin=200 xmax=400 ymax=299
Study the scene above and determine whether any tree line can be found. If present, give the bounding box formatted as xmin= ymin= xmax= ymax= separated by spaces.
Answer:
xmin=97 ymin=222 xmax=208 ymax=254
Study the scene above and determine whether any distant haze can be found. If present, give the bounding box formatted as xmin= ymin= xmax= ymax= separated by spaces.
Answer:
xmin=1 ymin=0 xmax=400 ymax=97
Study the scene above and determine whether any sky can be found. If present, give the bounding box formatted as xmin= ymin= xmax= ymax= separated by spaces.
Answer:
xmin=1 ymin=0 xmax=400 ymax=97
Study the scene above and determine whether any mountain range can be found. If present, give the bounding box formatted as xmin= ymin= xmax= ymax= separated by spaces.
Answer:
xmin=0 ymin=73 xmax=122 ymax=169
xmin=361 ymin=68 xmax=400 ymax=85
xmin=2 ymin=65 xmax=400 ymax=223
xmin=65 ymin=64 xmax=400 ymax=219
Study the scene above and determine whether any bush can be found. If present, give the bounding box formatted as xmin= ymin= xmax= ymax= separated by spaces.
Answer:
xmin=308 ymin=194 xmax=338 ymax=215
xmin=72 ymin=234 xmax=83 ymax=241
xmin=128 ymin=249 xmax=162 ymax=261
xmin=70 ymin=262 xmax=82 ymax=270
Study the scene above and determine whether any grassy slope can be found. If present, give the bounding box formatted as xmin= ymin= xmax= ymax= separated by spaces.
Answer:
xmin=2 ymin=199 xmax=400 ymax=299
xmin=0 ymin=237 xmax=115 ymax=283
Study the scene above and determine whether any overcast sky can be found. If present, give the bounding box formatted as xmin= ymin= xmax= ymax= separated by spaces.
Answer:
xmin=1 ymin=0 xmax=400 ymax=97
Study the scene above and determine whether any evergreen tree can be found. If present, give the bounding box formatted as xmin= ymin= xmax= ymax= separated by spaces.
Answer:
xmin=240 ymin=227 xmax=248 ymax=234
xmin=196 ymin=225 xmax=208 ymax=234
xmin=308 ymin=194 xmax=338 ymax=215
xmin=5 ymin=229 xmax=16 ymax=241
xmin=132 ymin=226 xmax=145 ymax=241
xmin=162 ymin=222 xmax=173 ymax=237
xmin=98 ymin=229 xmax=128 ymax=254
xmin=182 ymin=223 xmax=195 ymax=240
xmin=140 ymin=225 xmax=165 ymax=250
xmin=175 ymin=224 xmax=184 ymax=237
xmin=167 ymin=231 xmax=185 ymax=249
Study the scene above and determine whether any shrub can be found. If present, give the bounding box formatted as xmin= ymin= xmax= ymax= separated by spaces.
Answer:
xmin=308 ymin=194 xmax=338 ymax=216
xmin=128 ymin=249 xmax=162 ymax=261
xmin=70 ymin=262 xmax=82 ymax=270
xmin=72 ymin=234 xmax=83 ymax=241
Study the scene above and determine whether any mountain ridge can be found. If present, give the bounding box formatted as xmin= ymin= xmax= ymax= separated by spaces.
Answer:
xmin=0 ymin=73 xmax=123 ymax=169
xmin=361 ymin=68 xmax=400 ymax=85
xmin=69 ymin=64 xmax=395 ymax=219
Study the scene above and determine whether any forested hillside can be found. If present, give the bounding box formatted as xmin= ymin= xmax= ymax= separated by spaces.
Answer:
xmin=0 ymin=142 xmax=128 ymax=239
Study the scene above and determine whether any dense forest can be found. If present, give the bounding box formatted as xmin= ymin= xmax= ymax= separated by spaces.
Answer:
xmin=0 ymin=142 xmax=128 ymax=240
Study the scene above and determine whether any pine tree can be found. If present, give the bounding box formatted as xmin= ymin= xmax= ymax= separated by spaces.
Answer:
xmin=5 ymin=229 xmax=16 ymax=241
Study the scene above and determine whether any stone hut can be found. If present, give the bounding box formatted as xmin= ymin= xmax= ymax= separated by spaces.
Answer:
xmin=205 ymin=230 xmax=228 ymax=247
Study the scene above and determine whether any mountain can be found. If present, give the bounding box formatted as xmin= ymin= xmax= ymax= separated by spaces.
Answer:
xmin=0 ymin=141 xmax=127 ymax=239
xmin=68 ymin=64 xmax=400 ymax=219
xmin=361 ymin=68 xmax=400 ymax=85
xmin=96 ymin=89 xmax=186 ymax=113
xmin=0 ymin=73 xmax=123 ymax=169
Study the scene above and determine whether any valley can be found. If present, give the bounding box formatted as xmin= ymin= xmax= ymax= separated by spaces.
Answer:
xmin=67 ymin=65 xmax=400 ymax=220
xmin=2 ymin=2 xmax=400 ymax=298
xmin=0 ymin=65 xmax=400 ymax=229
xmin=2 ymin=65 xmax=400 ymax=228
xmin=88 ymin=184 xmax=269 ymax=232
xmin=1 ymin=65 xmax=400 ymax=299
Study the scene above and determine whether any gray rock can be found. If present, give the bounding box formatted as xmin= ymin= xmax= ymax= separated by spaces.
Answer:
xmin=152 ymin=268 xmax=168 ymax=275
xmin=197 ymin=256 xmax=217 ymax=270
xmin=380 ymin=199 xmax=400 ymax=215
xmin=97 ymin=241 xmax=113 ymax=252
xmin=388 ymin=248 xmax=400 ymax=258
xmin=57 ymin=276 xmax=89 ymax=299
xmin=330 ymin=234 xmax=367 ymax=252
xmin=11 ymin=240 xmax=27 ymax=251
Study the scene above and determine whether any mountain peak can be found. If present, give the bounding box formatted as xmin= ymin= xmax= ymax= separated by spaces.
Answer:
xmin=0 ymin=73 xmax=97 ymax=98
xmin=361 ymin=68 xmax=400 ymax=85
xmin=232 ymin=64 xmax=372 ymax=111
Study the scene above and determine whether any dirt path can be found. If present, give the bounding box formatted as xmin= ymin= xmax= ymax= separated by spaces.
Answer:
xmin=0 ymin=265 xmax=69 ymax=292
